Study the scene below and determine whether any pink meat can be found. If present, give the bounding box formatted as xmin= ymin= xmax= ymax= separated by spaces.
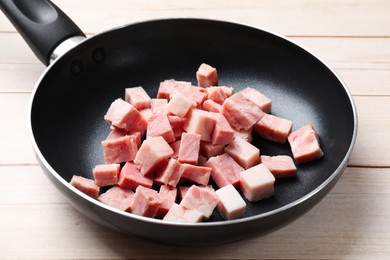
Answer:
xmin=104 ymin=98 xmax=147 ymax=133
xmin=197 ymin=154 xmax=208 ymax=166
xmin=139 ymin=108 xmax=153 ymax=123
xmin=101 ymin=135 xmax=138 ymax=164
xmin=151 ymin=98 xmax=168 ymax=114
xmin=202 ymin=99 xmax=222 ymax=113
xmin=154 ymin=158 xmax=182 ymax=187
xmin=146 ymin=112 xmax=175 ymax=143
xmin=233 ymin=127 xmax=253 ymax=142
xmin=215 ymin=184 xmax=246 ymax=220
xmin=180 ymin=185 xmax=219 ymax=219
xmin=167 ymin=92 xmax=196 ymax=118
xmin=221 ymin=92 xmax=265 ymax=130
xmin=224 ymin=137 xmax=260 ymax=169
xmin=218 ymin=86 xmax=234 ymax=97
xmin=168 ymin=115 xmax=186 ymax=140
xmin=134 ymin=136 xmax=174 ymax=176
xmin=205 ymin=153 xmax=244 ymax=188
xmin=169 ymin=140 xmax=181 ymax=159
xmin=178 ymin=133 xmax=201 ymax=165
xmin=183 ymin=108 xmax=216 ymax=142
xmin=106 ymin=128 xmax=142 ymax=148
xmin=163 ymin=203 xmax=203 ymax=223
xmin=125 ymin=86 xmax=151 ymax=110
xmin=131 ymin=186 xmax=162 ymax=217
xmin=157 ymin=79 xmax=191 ymax=100
xmin=209 ymin=112 xmax=234 ymax=145
xmin=118 ymin=162 xmax=153 ymax=190
xmin=98 ymin=186 xmax=134 ymax=212
xmin=155 ymin=185 xmax=177 ymax=218
xmin=70 ymin=175 xmax=100 ymax=199
xmin=93 ymin=163 xmax=120 ymax=187
xmin=239 ymin=164 xmax=275 ymax=202
xmin=207 ymin=86 xmax=227 ymax=104
xmin=260 ymin=155 xmax=297 ymax=178
xmin=254 ymin=113 xmax=293 ymax=143
xmin=288 ymin=124 xmax=324 ymax=164
xmin=171 ymin=85 xmax=208 ymax=108
xmin=239 ymin=87 xmax=272 ymax=113
xmin=200 ymin=141 xmax=225 ymax=158
xmin=180 ymin=163 xmax=212 ymax=186
xmin=196 ymin=63 xmax=218 ymax=88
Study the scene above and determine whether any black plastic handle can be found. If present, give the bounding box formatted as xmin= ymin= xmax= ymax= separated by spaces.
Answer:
xmin=0 ymin=0 xmax=85 ymax=66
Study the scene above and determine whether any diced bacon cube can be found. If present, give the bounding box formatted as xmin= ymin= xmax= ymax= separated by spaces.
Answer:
xmin=156 ymin=185 xmax=177 ymax=218
xmin=168 ymin=115 xmax=186 ymax=140
xmin=146 ymin=112 xmax=175 ymax=143
xmin=98 ymin=186 xmax=134 ymax=212
xmin=218 ymin=86 xmax=234 ymax=97
xmin=134 ymin=136 xmax=174 ymax=176
xmin=216 ymin=184 xmax=246 ymax=220
xmin=210 ymin=112 xmax=234 ymax=145
xmin=106 ymin=128 xmax=142 ymax=148
xmin=70 ymin=175 xmax=100 ymax=199
xmin=196 ymin=63 xmax=218 ymax=88
xmin=154 ymin=158 xmax=182 ymax=187
xmin=260 ymin=155 xmax=297 ymax=178
xmin=198 ymin=154 xmax=208 ymax=166
xmin=157 ymin=79 xmax=191 ymax=100
xmin=254 ymin=113 xmax=293 ymax=143
xmin=224 ymin=137 xmax=260 ymax=169
xmin=169 ymin=140 xmax=181 ymax=159
xmin=239 ymin=164 xmax=275 ymax=202
xmin=93 ymin=163 xmax=120 ymax=187
xmin=131 ymin=186 xmax=162 ymax=217
xmin=233 ymin=127 xmax=253 ymax=142
xmin=151 ymin=98 xmax=168 ymax=113
xmin=183 ymin=108 xmax=216 ymax=142
xmin=202 ymin=99 xmax=222 ymax=112
xmin=288 ymin=124 xmax=324 ymax=164
xmin=178 ymin=133 xmax=201 ymax=165
xmin=180 ymin=164 xmax=212 ymax=186
xmin=180 ymin=185 xmax=219 ymax=219
xmin=205 ymin=153 xmax=244 ymax=188
xmin=167 ymin=92 xmax=196 ymax=118
xmin=178 ymin=186 xmax=191 ymax=201
xmin=125 ymin=86 xmax=151 ymax=110
xmin=101 ymin=135 xmax=138 ymax=164
xmin=104 ymin=98 xmax=147 ymax=133
xmin=200 ymin=141 xmax=225 ymax=158
xmin=221 ymin=92 xmax=265 ymax=130
xmin=163 ymin=203 xmax=203 ymax=223
xmin=207 ymin=86 xmax=227 ymax=104
xmin=239 ymin=87 xmax=272 ymax=113
xmin=118 ymin=162 xmax=153 ymax=190
xmin=139 ymin=108 xmax=153 ymax=123
xmin=172 ymin=85 xmax=208 ymax=108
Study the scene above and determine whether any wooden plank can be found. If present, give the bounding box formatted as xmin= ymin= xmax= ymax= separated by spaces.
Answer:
xmin=1 ymin=166 xmax=389 ymax=259
xmin=1 ymin=0 xmax=389 ymax=37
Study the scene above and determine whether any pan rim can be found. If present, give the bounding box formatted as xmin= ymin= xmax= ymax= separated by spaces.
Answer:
xmin=27 ymin=17 xmax=358 ymax=227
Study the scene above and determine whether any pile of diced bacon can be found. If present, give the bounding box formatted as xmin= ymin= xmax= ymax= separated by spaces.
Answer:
xmin=70 ymin=63 xmax=324 ymax=223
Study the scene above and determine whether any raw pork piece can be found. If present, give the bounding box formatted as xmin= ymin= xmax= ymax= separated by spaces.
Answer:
xmin=106 ymin=128 xmax=142 ymax=148
xmin=254 ymin=113 xmax=293 ymax=143
xmin=163 ymin=203 xmax=203 ymax=223
xmin=207 ymin=86 xmax=227 ymax=104
xmin=157 ymin=79 xmax=191 ymax=99
xmin=134 ymin=136 xmax=174 ymax=176
xmin=154 ymin=158 xmax=182 ymax=187
xmin=288 ymin=124 xmax=323 ymax=164
xmin=101 ymin=134 xmax=138 ymax=164
xmin=260 ymin=155 xmax=297 ymax=178
xmin=178 ymin=185 xmax=214 ymax=200
xmin=200 ymin=141 xmax=225 ymax=158
xmin=70 ymin=175 xmax=100 ymax=199
xmin=239 ymin=87 xmax=272 ymax=113
xmin=139 ymin=108 xmax=153 ymax=123
xmin=215 ymin=184 xmax=246 ymax=220
xmin=210 ymin=112 xmax=234 ymax=145
xmin=233 ymin=127 xmax=253 ymax=142
xmin=218 ymin=86 xmax=234 ymax=97
xmin=221 ymin=92 xmax=265 ymax=130
xmin=125 ymin=86 xmax=151 ymax=110
xmin=168 ymin=115 xmax=186 ymax=140
xmin=180 ymin=163 xmax=212 ymax=186
xmin=93 ymin=163 xmax=120 ymax=187
xmin=98 ymin=186 xmax=134 ymax=212
xmin=169 ymin=140 xmax=181 ymax=159
xmin=196 ymin=63 xmax=218 ymax=88
xmin=240 ymin=164 xmax=275 ymax=202
xmin=156 ymin=185 xmax=177 ymax=218
xmin=178 ymin=133 xmax=201 ymax=165
xmin=131 ymin=186 xmax=162 ymax=217
xmin=171 ymin=85 xmax=208 ymax=108
xmin=104 ymin=98 xmax=147 ymax=133
xmin=167 ymin=92 xmax=195 ymax=118
xmin=205 ymin=153 xmax=244 ymax=188
xmin=146 ymin=112 xmax=175 ymax=143
xmin=151 ymin=98 xmax=168 ymax=113
xmin=224 ymin=137 xmax=260 ymax=169
xmin=118 ymin=162 xmax=153 ymax=190
xmin=198 ymin=154 xmax=208 ymax=166
xmin=183 ymin=108 xmax=216 ymax=142
xmin=180 ymin=185 xmax=219 ymax=219
xmin=202 ymin=99 xmax=222 ymax=112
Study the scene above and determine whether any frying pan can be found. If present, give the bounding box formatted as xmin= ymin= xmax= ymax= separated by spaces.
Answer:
xmin=1 ymin=0 xmax=357 ymax=245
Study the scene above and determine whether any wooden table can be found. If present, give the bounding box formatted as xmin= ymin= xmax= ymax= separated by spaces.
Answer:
xmin=1 ymin=1 xmax=389 ymax=259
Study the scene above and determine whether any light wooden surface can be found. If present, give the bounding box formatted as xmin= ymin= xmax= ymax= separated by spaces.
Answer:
xmin=1 ymin=1 xmax=389 ymax=259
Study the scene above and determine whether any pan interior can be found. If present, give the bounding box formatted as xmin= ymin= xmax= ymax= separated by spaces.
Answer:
xmin=31 ymin=19 xmax=355 ymax=221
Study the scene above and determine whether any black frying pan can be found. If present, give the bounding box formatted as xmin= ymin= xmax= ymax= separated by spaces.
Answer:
xmin=1 ymin=0 xmax=357 ymax=245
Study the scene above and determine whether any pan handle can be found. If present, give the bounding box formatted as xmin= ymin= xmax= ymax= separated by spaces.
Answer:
xmin=0 ymin=0 xmax=86 ymax=66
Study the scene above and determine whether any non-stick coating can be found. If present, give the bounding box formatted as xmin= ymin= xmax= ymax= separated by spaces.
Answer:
xmin=30 ymin=19 xmax=356 ymax=243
